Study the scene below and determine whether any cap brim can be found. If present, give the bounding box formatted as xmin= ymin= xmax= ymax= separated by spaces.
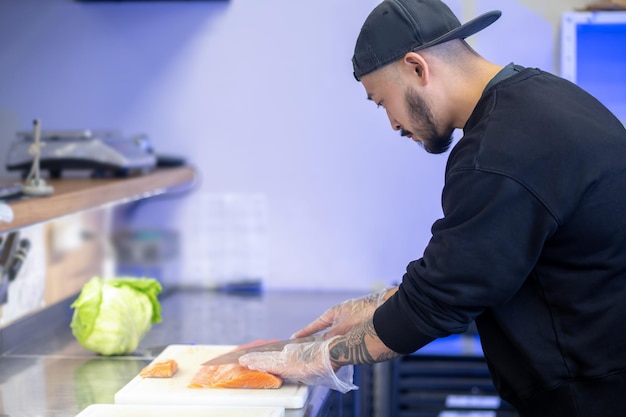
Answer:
xmin=412 ymin=10 xmax=502 ymax=52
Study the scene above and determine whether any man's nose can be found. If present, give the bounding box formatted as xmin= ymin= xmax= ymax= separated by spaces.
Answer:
xmin=388 ymin=113 xmax=400 ymax=131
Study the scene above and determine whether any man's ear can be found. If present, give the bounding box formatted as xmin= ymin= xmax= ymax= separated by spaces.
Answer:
xmin=403 ymin=52 xmax=429 ymax=84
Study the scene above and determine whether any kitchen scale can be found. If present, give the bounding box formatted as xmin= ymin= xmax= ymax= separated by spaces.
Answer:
xmin=6 ymin=129 xmax=157 ymax=178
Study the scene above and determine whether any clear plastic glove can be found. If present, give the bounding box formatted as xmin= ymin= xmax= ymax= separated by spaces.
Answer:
xmin=293 ymin=287 xmax=395 ymax=339
xmin=239 ymin=335 xmax=358 ymax=394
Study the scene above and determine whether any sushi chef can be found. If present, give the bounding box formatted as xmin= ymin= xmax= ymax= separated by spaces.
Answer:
xmin=239 ymin=0 xmax=626 ymax=416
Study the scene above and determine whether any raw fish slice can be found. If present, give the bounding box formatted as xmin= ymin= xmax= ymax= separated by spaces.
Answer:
xmin=188 ymin=340 xmax=283 ymax=389
xmin=188 ymin=363 xmax=283 ymax=389
xmin=140 ymin=359 xmax=179 ymax=378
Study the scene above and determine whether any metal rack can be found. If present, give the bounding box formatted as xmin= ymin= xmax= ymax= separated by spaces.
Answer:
xmin=387 ymin=354 xmax=518 ymax=417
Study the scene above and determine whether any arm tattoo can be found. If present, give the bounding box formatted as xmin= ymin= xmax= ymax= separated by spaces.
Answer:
xmin=328 ymin=319 xmax=401 ymax=367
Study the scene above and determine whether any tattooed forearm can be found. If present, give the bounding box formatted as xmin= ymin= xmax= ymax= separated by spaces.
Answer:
xmin=328 ymin=319 xmax=401 ymax=367
xmin=330 ymin=326 xmax=375 ymax=366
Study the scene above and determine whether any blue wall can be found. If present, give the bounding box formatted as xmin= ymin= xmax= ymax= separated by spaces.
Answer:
xmin=0 ymin=0 xmax=555 ymax=290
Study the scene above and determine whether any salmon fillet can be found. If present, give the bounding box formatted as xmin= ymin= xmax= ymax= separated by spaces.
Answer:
xmin=188 ymin=363 xmax=283 ymax=389
xmin=140 ymin=359 xmax=179 ymax=378
xmin=188 ymin=340 xmax=283 ymax=389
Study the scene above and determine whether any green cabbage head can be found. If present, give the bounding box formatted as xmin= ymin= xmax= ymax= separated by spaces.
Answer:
xmin=70 ymin=276 xmax=162 ymax=356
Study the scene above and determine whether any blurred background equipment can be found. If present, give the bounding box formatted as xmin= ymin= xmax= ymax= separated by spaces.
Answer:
xmin=21 ymin=119 xmax=54 ymax=196
xmin=6 ymin=128 xmax=157 ymax=179
xmin=561 ymin=10 xmax=626 ymax=126
xmin=113 ymin=229 xmax=180 ymax=291
xmin=578 ymin=1 xmax=626 ymax=10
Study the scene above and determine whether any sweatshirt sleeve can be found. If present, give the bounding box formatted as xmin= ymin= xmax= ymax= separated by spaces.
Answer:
xmin=373 ymin=169 xmax=558 ymax=354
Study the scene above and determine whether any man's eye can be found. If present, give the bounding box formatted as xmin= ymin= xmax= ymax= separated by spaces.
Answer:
xmin=377 ymin=103 xmax=383 ymax=109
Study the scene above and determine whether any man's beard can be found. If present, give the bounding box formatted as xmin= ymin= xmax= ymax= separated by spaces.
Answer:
xmin=404 ymin=89 xmax=454 ymax=154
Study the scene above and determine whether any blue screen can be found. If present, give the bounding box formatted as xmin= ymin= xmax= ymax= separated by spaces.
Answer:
xmin=576 ymin=23 xmax=626 ymax=121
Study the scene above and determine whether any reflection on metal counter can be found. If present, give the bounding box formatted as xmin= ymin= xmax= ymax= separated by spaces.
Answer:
xmin=5 ymin=129 xmax=157 ymax=178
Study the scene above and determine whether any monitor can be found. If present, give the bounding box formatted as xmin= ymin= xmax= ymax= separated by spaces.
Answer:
xmin=560 ymin=11 xmax=626 ymax=125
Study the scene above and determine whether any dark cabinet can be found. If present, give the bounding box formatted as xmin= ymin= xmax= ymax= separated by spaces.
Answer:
xmin=322 ymin=355 xmax=517 ymax=417
xmin=387 ymin=354 xmax=518 ymax=417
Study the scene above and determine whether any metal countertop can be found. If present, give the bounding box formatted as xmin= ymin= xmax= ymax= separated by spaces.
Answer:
xmin=0 ymin=288 xmax=366 ymax=417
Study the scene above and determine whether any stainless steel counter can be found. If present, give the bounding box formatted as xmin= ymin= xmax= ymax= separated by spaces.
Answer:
xmin=0 ymin=287 xmax=366 ymax=417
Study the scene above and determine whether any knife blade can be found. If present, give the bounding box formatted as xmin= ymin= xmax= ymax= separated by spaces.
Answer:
xmin=201 ymin=336 xmax=318 ymax=366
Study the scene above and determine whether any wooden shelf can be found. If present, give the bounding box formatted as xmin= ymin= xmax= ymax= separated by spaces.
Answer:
xmin=0 ymin=166 xmax=197 ymax=233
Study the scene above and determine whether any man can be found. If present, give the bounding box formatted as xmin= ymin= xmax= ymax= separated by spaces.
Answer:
xmin=240 ymin=0 xmax=626 ymax=415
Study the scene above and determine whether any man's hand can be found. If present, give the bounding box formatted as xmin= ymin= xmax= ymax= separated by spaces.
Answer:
xmin=238 ymin=335 xmax=358 ymax=393
xmin=292 ymin=287 xmax=398 ymax=339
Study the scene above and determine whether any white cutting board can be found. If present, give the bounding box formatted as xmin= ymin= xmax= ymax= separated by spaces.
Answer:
xmin=114 ymin=345 xmax=309 ymax=409
xmin=76 ymin=404 xmax=285 ymax=417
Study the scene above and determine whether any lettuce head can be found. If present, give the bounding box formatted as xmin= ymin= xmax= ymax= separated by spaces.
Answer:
xmin=70 ymin=276 xmax=162 ymax=356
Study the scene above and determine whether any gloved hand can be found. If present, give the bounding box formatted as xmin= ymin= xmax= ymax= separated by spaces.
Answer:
xmin=292 ymin=287 xmax=396 ymax=339
xmin=239 ymin=335 xmax=358 ymax=393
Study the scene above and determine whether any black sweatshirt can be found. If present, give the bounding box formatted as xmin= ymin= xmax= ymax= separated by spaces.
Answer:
xmin=373 ymin=68 xmax=626 ymax=416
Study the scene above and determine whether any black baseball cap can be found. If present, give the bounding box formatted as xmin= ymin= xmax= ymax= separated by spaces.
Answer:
xmin=352 ymin=0 xmax=501 ymax=80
